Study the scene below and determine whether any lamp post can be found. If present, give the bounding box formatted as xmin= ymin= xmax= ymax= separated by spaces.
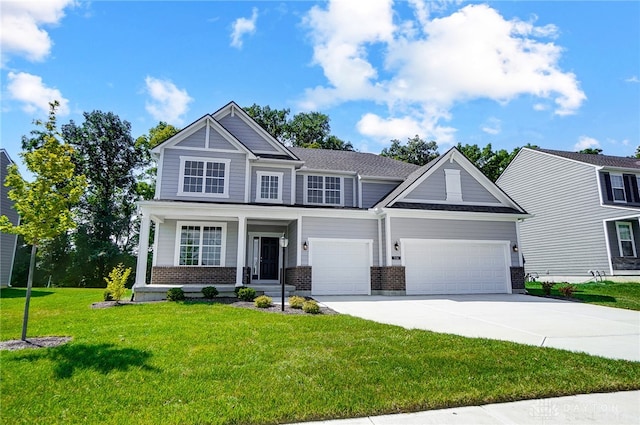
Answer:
xmin=279 ymin=234 xmax=288 ymax=311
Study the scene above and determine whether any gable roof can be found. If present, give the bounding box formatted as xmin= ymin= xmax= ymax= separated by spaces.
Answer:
xmin=290 ymin=147 xmax=420 ymax=179
xmin=536 ymin=148 xmax=640 ymax=170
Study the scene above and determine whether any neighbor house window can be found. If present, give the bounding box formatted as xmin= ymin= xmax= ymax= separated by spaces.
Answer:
xmin=178 ymin=157 xmax=230 ymax=197
xmin=256 ymin=171 xmax=283 ymax=203
xmin=615 ymin=222 xmax=636 ymax=257
xmin=611 ymin=174 xmax=626 ymax=202
xmin=175 ymin=222 xmax=226 ymax=266
xmin=305 ymin=175 xmax=343 ymax=205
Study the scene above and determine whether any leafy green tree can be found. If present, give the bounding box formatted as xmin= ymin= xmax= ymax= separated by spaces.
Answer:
xmin=635 ymin=146 xmax=640 ymax=159
xmin=456 ymin=143 xmax=520 ymax=182
xmin=578 ymin=148 xmax=603 ymax=154
xmin=135 ymin=122 xmax=180 ymax=200
xmin=381 ymin=135 xmax=439 ymax=166
xmin=243 ymin=104 xmax=290 ymax=141
xmin=0 ymin=102 xmax=86 ymax=340
xmin=62 ymin=111 xmax=143 ymax=286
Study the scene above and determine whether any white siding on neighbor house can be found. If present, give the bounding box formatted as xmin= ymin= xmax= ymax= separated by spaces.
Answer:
xmin=403 ymin=160 xmax=499 ymax=204
xmin=497 ymin=149 xmax=627 ymax=276
xmin=155 ymin=219 xmax=239 ymax=267
xmin=301 ymin=217 xmax=380 ymax=266
xmin=362 ymin=182 xmax=398 ymax=208
xmin=159 ymin=149 xmax=247 ymax=202
xmin=250 ymin=166 xmax=292 ymax=204
xmin=218 ymin=114 xmax=279 ymax=153
xmin=391 ymin=217 xmax=519 ymax=266
xmin=174 ymin=126 xmax=206 ymax=148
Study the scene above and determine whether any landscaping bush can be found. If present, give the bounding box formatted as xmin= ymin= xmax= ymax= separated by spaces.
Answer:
xmin=103 ymin=263 xmax=131 ymax=301
xmin=237 ymin=287 xmax=257 ymax=301
xmin=254 ymin=295 xmax=272 ymax=308
xmin=288 ymin=295 xmax=305 ymax=309
xmin=234 ymin=286 xmax=246 ymax=295
xmin=167 ymin=288 xmax=185 ymax=301
xmin=302 ymin=300 xmax=321 ymax=314
xmin=540 ymin=281 xmax=555 ymax=296
xmin=202 ymin=286 xmax=219 ymax=299
xmin=103 ymin=290 xmax=114 ymax=302
xmin=559 ymin=284 xmax=577 ymax=298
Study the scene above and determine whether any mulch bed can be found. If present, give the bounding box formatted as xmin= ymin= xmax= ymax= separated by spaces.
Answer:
xmin=0 ymin=336 xmax=72 ymax=351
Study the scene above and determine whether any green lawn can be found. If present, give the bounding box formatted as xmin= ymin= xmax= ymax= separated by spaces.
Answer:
xmin=525 ymin=280 xmax=640 ymax=311
xmin=1 ymin=288 xmax=639 ymax=425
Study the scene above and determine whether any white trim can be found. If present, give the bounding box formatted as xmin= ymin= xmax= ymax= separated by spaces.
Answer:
xmin=603 ymin=220 xmax=614 ymax=276
xmin=173 ymin=221 xmax=227 ymax=267
xmin=358 ymin=176 xmax=363 ymax=209
xmin=244 ymin=157 xmax=251 ymax=203
xmin=155 ymin=149 xmax=165 ymax=199
xmin=151 ymin=217 xmax=160 ymax=267
xmin=304 ymin=175 xmax=345 ymax=207
xmin=615 ymin=221 xmax=637 ymax=257
xmin=515 ymin=220 xmax=523 ymax=267
xmin=297 ymin=168 xmax=357 ymax=177
xmin=444 ymin=168 xmax=462 ymax=202
xmin=256 ymin=171 xmax=284 ymax=203
xmin=596 ymin=168 xmax=606 ymax=207
xmin=378 ymin=207 xmax=529 ymax=222
xmin=134 ymin=213 xmax=152 ymax=287
xmin=296 ymin=215 xmax=303 ymax=266
xmin=165 ymin=146 xmax=242 ymax=154
xmin=398 ymin=198 xmax=504 ymax=206
xmin=177 ymin=156 xmax=231 ymax=198
xmin=385 ymin=215 xmax=392 ymax=266
xmin=236 ymin=216 xmax=247 ymax=286
xmin=610 ymin=173 xmax=626 ymax=203
xmin=205 ymin=122 xmax=210 ymax=149
xmin=247 ymin=231 xmax=284 ymax=283
xmin=353 ymin=177 xmax=357 ymax=207
xmin=291 ymin=167 xmax=296 ymax=205
xmin=377 ymin=217 xmax=383 ymax=266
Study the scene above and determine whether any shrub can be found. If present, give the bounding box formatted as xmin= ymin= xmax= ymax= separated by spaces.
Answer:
xmin=254 ymin=295 xmax=272 ymax=308
xmin=237 ymin=287 xmax=257 ymax=302
xmin=103 ymin=290 xmax=114 ymax=302
xmin=234 ymin=286 xmax=246 ymax=296
xmin=202 ymin=286 xmax=219 ymax=299
xmin=302 ymin=300 xmax=321 ymax=314
xmin=103 ymin=263 xmax=131 ymax=301
xmin=558 ymin=284 xmax=577 ymax=298
xmin=540 ymin=281 xmax=555 ymax=296
xmin=167 ymin=288 xmax=185 ymax=301
xmin=288 ymin=296 xmax=305 ymax=309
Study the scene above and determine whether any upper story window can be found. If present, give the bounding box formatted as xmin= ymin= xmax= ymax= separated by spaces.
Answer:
xmin=256 ymin=171 xmax=283 ymax=203
xmin=305 ymin=175 xmax=343 ymax=206
xmin=175 ymin=222 xmax=226 ymax=266
xmin=178 ymin=157 xmax=230 ymax=197
xmin=611 ymin=174 xmax=626 ymax=202
xmin=615 ymin=222 xmax=636 ymax=257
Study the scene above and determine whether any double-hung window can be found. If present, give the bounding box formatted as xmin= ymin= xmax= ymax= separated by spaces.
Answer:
xmin=256 ymin=171 xmax=283 ymax=203
xmin=305 ymin=175 xmax=343 ymax=206
xmin=616 ymin=222 xmax=636 ymax=257
xmin=611 ymin=174 xmax=626 ymax=202
xmin=178 ymin=157 xmax=230 ymax=197
xmin=176 ymin=222 xmax=226 ymax=266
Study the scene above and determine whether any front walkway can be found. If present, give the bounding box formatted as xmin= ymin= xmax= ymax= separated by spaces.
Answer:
xmin=313 ymin=294 xmax=640 ymax=361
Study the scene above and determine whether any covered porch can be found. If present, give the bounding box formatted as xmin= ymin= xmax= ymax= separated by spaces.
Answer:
xmin=604 ymin=215 xmax=640 ymax=275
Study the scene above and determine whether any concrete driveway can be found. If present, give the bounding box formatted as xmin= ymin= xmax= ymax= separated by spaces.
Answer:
xmin=313 ymin=294 xmax=640 ymax=362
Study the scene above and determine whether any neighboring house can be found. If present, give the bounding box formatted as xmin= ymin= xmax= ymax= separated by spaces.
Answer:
xmin=497 ymin=148 xmax=640 ymax=282
xmin=1 ymin=149 xmax=19 ymax=287
xmin=133 ymin=102 xmax=529 ymax=300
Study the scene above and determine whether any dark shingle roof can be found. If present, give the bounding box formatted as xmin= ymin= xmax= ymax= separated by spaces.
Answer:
xmin=538 ymin=149 xmax=640 ymax=170
xmin=289 ymin=147 xmax=420 ymax=179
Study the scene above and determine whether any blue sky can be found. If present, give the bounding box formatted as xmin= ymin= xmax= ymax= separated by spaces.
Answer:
xmin=1 ymin=1 xmax=639 ymax=173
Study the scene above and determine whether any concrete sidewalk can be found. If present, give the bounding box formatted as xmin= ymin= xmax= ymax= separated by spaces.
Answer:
xmin=291 ymin=391 xmax=640 ymax=425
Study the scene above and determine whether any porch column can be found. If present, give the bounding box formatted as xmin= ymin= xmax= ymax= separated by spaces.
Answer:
xmin=134 ymin=211 xmax=151 ymax=288
xmin=236 ymin=215 xmax=247 ymax=286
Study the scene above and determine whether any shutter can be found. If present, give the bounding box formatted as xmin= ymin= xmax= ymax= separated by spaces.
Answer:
xmin=623 ymin=175 xmax=633 ymax=203
xmin=603 ymin=172 xmax=613 ymax=202
xmin=628 ymin=174 xmax=639 ymax=203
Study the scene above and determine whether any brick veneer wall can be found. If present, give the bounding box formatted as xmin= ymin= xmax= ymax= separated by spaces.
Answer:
xmin=242 ymin=267 xmax=251 ymax=285
xmin=510 ymin=266 xmax=525 ymax=293
xmin=286 ymin=266 xmax=311 ymax=291
xmin=371 ymin=266 xmax=406 ymax=291
xmin=151 ymin=267 xmax=236 ymax=285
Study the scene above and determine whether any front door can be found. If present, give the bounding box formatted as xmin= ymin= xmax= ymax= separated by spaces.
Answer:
xmin=260 ymin=237 xmax=279 ymax=280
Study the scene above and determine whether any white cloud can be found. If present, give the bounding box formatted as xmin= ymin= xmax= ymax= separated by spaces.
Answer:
xmin=7 ymin=71 xmax=69 ymax=116
xmin=0 ymin=0 xmax=74 ymax=64
xmin=625 ymin=76 xmax=640 ymax=83
xmin=230 ymin=7 xmax=258 ymax=49
xmin=144 ymin=77 xmax=193 ymax=125
xmin=574 ymin=136 xmax=600 ymax=151
xmin=481 ymin=117 xmax=502 ymax=135
xmin=301 ymin=1 xmax=586 ymax=143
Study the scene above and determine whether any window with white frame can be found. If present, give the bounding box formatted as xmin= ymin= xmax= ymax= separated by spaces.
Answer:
xmin=611 ymin=174 xmax=626 ymax=202
xmin=256 ymin=171 xmax=283 ymax=203
xmin=178 ymin=157 xmax=230 ymax=197
xmin=615 ymin=222 xmax=636 ymax=257
xmin=305 ymin=175 xmax=342 ymax=205
xmin=176 ymin=222 xmax=226 ymax=266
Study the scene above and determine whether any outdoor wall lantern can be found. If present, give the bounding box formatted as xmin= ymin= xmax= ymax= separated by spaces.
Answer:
xmin=303 ymin=241 xmax=308 ymax=251
xmin=512 ymin=243 xmax=519 ymax=252
xmin=394 ymin=241 xmax=400 ymax=251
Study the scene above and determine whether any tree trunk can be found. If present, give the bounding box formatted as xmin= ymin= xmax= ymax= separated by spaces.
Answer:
xmin=21 ymin=244 xmax=37 ymax=341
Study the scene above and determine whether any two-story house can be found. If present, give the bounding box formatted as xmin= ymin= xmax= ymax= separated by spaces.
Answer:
xmin=497 ymin=148 xmax=640 ymax=282
xmin=133 ymin=102 xmax=529 ymax=301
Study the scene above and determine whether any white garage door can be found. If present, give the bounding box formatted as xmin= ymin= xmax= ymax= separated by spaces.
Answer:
xmin=403 ymin=239 xmax=510 ymax=295
xmin=310 ymin=239 xmax=372 ymax=295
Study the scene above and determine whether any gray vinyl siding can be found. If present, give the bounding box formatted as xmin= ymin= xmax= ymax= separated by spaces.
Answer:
xmin=209 ymin=125 xmax=239 ymax=150
xmin=287 ymin=221 xmax=298 ymax=266
xmin=391 ymin=217 xmax=519 ymax=266
xmin=301 ymin=217 xmax=379 ymax=266
xmin=250 ymin=166 xmax=292 ymax=204
xmin=159 ymin=148 xmax=246 ymax=202
xmin=155 ymin=219 xmax=238 ymax=267
xmin=295 ymin=175 xmax=304 ymax=204
xmin=362 ymin=182 xmax=398 ymax=208
xmin=344 ymin=177 xmax=354 ymax=207
xmin=497 ymin=149 xmax=628 ymax=276
xmin=1 ymin=151 xmax=19 ymax=286
xmin=218 ymin=114 xmax=278 ymax=152
xmin=404 ymin=160 xmax=498 ymax=203
xmin=175 ymin=127 xmax=206 ymax=148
